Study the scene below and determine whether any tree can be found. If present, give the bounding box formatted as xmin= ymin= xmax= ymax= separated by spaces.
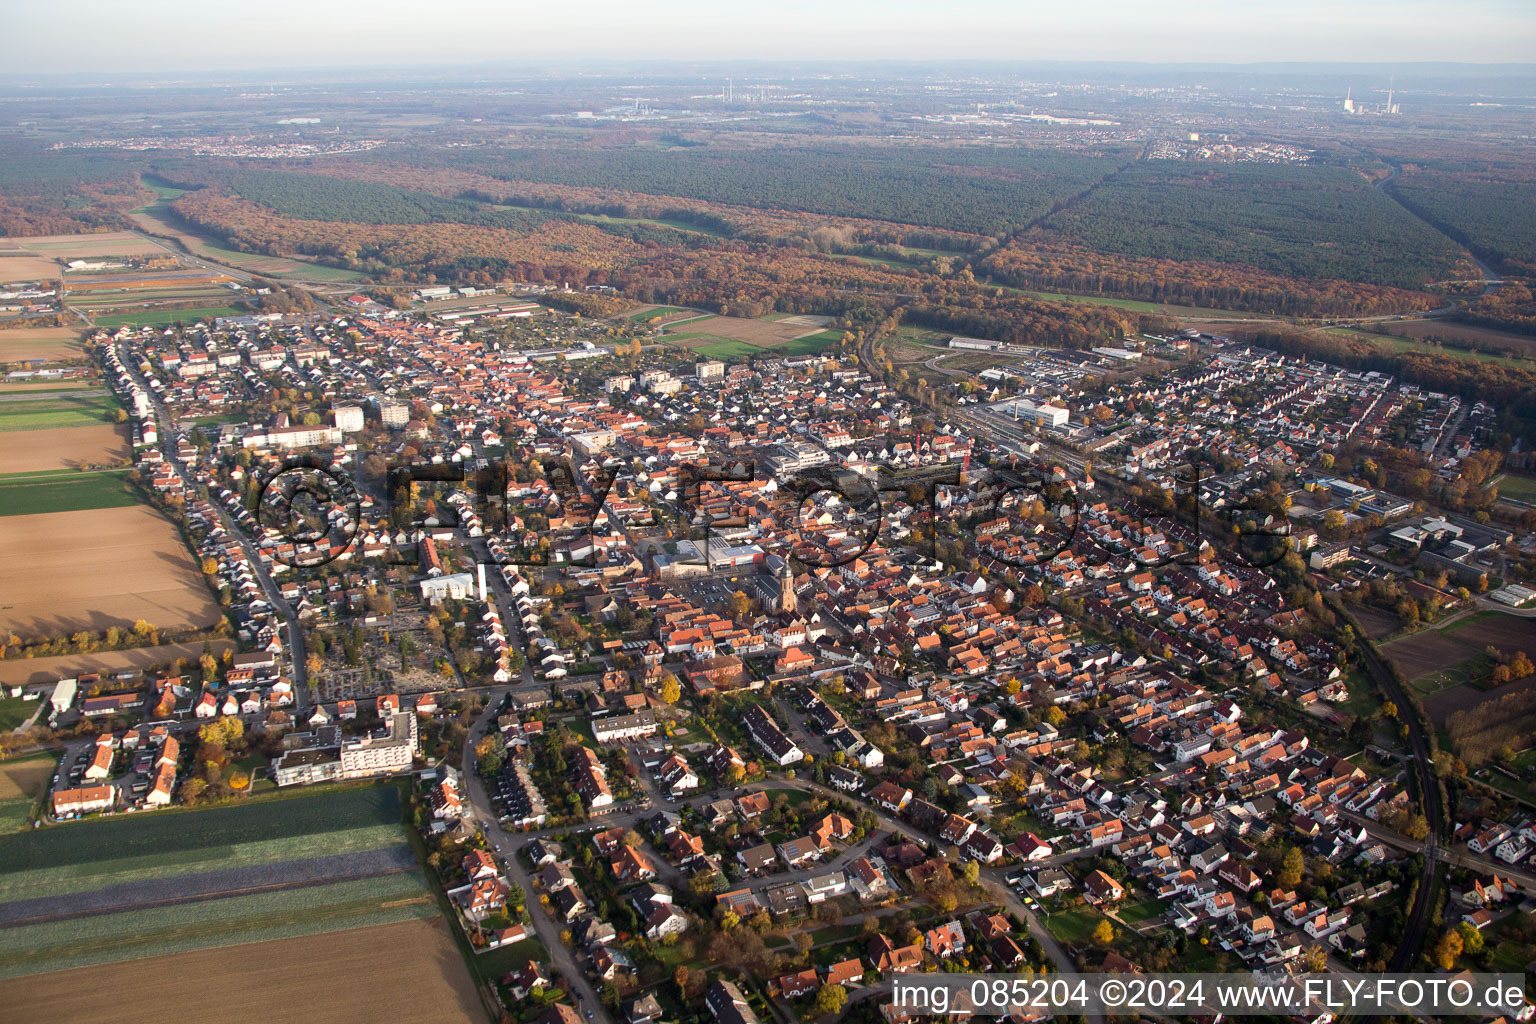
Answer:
xmin=1380 ymin=700 xmax=1398 ymax=720
xmin=476 ymin=733 xmax=506 ymax=776
xmin=1044 ymin=706 xmax=1066 ymax=727
xmin=814 ymin=985 xmax=848 ymax=1016
xmin=199 ymin=716 xmax=244 ymax=749
xmin=1456 ymin=920 xmax=1484 ymax=955
xmin=729 ymin=590 xmax=753 ymax=619
xmin=1403 ymin=814 xmax=1430 ymax=841
xmin=1278 ymin=846 xmax=1305 ymax=889
xmin=659 ymin=676 xmax=681 ymax=704
xmin=1433 ymin=929 xmax=1463 ymax=970
xmin=201 ymin=556 xmax=219 ymax=575
xmin=1092 ymin=919 xmax=1115 ymax=945
xmin=1301 ymin=944 xmax=1329 ymax=972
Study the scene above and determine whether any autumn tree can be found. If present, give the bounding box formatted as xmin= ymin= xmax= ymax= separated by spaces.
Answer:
xmin=659 ymin=676 xmax=681 ymax=704
xmin=1093 ymin=919 xmax=1115 ymax=945
xmin=1433 ymin=929 xmax=1463 ymax=970
xmin=814 ymin=985 xmax=847 ymax=1016
xmin=1278 ymin=846 xmax=1305 ymax=889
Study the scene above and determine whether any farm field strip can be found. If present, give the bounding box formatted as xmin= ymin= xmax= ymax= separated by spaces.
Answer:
xmin=0 ymin=639 xmax=235 ymax=688
xmin=0 ymin=392 xmax=120 ymax=432
xmin=0 ymin=786 xmax=404 ymax=876
xmin=0 ymin=232 xmax=169 ymax=257
xmin=0 ymin=873 xmax=436 ymax=979
xmin=0 ymin=917 xmax=484 ymax=1024
xmin=0 ymin=442 xmax=132 ymax=488
xmin=0 ymin=504 xmax=221 ymax=641
xmin=0 ymin=843 xmax=419 ymax=927
xmin=0 ymin=822 xmax=409 ymax=902
xmin=91 ymin=306 xmax=242 ymax=329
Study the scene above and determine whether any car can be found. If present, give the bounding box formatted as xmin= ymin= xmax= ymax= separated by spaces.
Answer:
xmin=585 ymin=1014 xmax=593 ymax=1020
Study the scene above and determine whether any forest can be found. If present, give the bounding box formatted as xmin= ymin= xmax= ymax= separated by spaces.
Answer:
xmin=1028 ymin=161 xmax=1474 ymax=290
xmin=978 ymin=237 xmax=1437 ymax=317
xmin=0 ymin=143 xmax=148 ymax=237
xmin=1388 ymin=171 xmax=1536 ymax=277
xmin=403 ymin=142 xmax=1131 ymax=237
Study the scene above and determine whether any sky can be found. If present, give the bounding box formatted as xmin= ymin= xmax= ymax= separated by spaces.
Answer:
xmin=3 ymin=0 xmax=1533 ymax=75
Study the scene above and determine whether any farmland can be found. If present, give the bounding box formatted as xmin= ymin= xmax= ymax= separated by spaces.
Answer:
xmin=0 ymin=639 xmax=233 ymax=689
xmin=0 ymin=505 xmax=221 ymax=641
xmin=0 ymin=424 xmax=130 ymax=474
xmin=660 ymin=312 xmax=844 ymax=360
xmin=0 ymin=917 xmax=483 ymax=1024
xmin=0 ymin=469 xmax=140 ymax=516
xmin=0 ymin=328 xmax=84 ymax=363
xmin=0 ymin=391 xmax=120 ymax=432
xmin=0 ymin=787 xmax=451 ymax=980
xmin=0 ymin=256 xmax=60 ymax=282
xmin=91 ymin=305 xmax=243 ymax=329
xmin=0 ymin=754 xmax=54 ymax=834
xmin=1382 ymin=611 xmax=1536 ymax=723
xmin=0 ymin=232 xmax=166 ymax=259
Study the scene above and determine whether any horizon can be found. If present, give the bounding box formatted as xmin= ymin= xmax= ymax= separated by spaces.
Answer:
xmin=3 ymin=0 xmax=1534 ymax=76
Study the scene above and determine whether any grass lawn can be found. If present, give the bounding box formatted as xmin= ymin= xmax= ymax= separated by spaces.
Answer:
xmin=1043 ymin=907 xmax=1102 ymax=944
xmin=0 ymin=697 xmax=39 ymax=731
xmin=689 ymin=339 xmax=760 ymax=360
xmin=471 ymin=936 xmax=550 ymax=979
xmin=0 ymin=469 xmax=139 ymax=516
xmin=1117 ymin=898 xmax=1168 ymax=925
xmin=92 ymin=306 xmax=243 ymax=329
xmin=1493 ymin=473 xmax=1536 ymax=504
xmin=0 ymin=392 xmax=120 ymax=431
xmin=626 ymin=305 xmax=687 ymax=321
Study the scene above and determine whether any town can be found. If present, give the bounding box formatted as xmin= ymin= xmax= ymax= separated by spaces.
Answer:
xmin=4 ymin=283 xmax=1534 ymax=1024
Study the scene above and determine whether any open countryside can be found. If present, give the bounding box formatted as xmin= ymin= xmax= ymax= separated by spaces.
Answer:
xmin=0 ymin=505 xmax=220 ymax=641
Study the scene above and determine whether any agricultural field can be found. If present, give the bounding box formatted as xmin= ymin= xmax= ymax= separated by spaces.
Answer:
xmin=0 ymin=469 xmax=139 ymax=515
xmin=0 ymin=787 xmax=450 ymax=982
xmin=0 ymin=639 xmax=233 ymax=688
xmin=0 ymin=232 xmax=167 ymax=259
xmin=663 ymin=313 xmax=843 ymax=360
xmin=0 ymin=391 xmax=120 ymax=432
xmin=0 ymin=256 xmax=59 ymax=283
xmin=0 ymin=917 xmax=483 ymax=1024
xmin=0 ymin=425 xmax=129 ymax=474
xmin=1329 ymin=327 xmax=1536 ymax=371
xmin=0 ymin=328 xmax=84 ymax=363
xmin=0 ymin=754 xmax=53 ymax=834
xmin=1390 ymin=318 xmax=1536 ymax=357
xmin=91 ymin=306 xmax=242 ymax=329
xmin=1383 ymin=611 xmax=1536 ymax=722
xmin=0 ymin=504 xmax=220 ymax=641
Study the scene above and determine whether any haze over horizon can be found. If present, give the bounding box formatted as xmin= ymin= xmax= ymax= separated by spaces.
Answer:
xmin=3 ymin=0 xmax=1534 ymax=76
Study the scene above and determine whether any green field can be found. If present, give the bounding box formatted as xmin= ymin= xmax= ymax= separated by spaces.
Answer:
xmin=0 ymin=873 xmax=436 ymax=979
xmin=0 ymin=753 xmax=55 ymax=836
xmin=0 ymin=391 xmax=120 ymax=431
xmin=0 ymin=785 xmax=403 ymax=882
xmin=1493 ymin=473 xmax=1536 ymax=504
xmin=0 ymin=785 xmax=431 ymax=977
xmin=627 ymin=305 xmax=688 ymax=321
xmin=0 ymin=698 xmax=37 ymax=732
xmin=92 ymin=306 xmax=244 ymax=329
xmin=0 ymin=469 xmax=139 ymax=516
xmin=1328 ymin=327 xmax=1536 ymax=370
xmin=686 ymin=328 xmax=844 ymax=361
